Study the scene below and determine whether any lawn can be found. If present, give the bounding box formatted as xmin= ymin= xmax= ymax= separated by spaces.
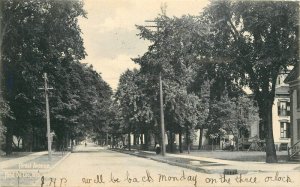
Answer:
xmin=185 ymin=150 xmax=289 ymax=162
xmin=0 ymin=152 xmax=32 ymax=162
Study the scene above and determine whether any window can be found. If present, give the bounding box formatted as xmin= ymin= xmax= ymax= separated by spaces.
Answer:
xmin=280 ymin=122 xmax=290 ymax=138
xmin=298 ymin=119 xmax=300 ymax=140
xmin=297 ymin=90 xmax=300 ymax=109
xmin=278 ymin=101 xmax=290 ymax=116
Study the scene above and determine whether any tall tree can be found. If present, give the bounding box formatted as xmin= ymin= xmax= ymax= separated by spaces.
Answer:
xmin=115 ymin=69 xmax=156 ymax=150
xmin=135 ymin=13 xmax=244 ymax=152
xmin=134 ymin=14 xmax=210 ymax=150
xmin=203 ymin=1 xmax=298 ymax=162
xmin=1 ymin=0 xmax=88 ymax=153
xmin=0 ymin=0 xmax=9 ymax=151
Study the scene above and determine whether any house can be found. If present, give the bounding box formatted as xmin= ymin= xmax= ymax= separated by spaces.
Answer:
xmin=285 ymin=64 xmax=300 ymax=147
xmin=192 ymin=71 xmax=292 ymax=151
xmin=272 ymin=75 xmax=291 ymax=150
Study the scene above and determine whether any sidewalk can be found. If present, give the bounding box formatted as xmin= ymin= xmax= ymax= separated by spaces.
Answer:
xmin=0 ymin=151 xmax=48 ymax=169
xmin=0 ymin=151 xmax=70 ymax=187
xmin=0 ymin=151 xmax=70 ymax=171
xmin=112 ymin=149 xmax=300 ymax=174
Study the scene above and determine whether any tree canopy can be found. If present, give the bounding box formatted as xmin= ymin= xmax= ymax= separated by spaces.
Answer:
xmin=1 ymin=0 xmax=113 ymax=154
xmin=202 ymin=0 xmax=299 ymax=163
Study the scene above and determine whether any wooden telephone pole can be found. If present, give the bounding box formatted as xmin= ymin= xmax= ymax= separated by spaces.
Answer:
xmin=145 ymin=20 xmax=166 ymax=156
xmin=39 ymin=73 xmax=53 ymax=160
xmin=144 ymin=19 xmax=212 ymax=156
xmin=159 ymin=72 xmax=166 ymax=156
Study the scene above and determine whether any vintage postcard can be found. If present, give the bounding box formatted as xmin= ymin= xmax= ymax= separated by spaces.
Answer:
xmin=0 ymin=0 xmax=299 ymax=187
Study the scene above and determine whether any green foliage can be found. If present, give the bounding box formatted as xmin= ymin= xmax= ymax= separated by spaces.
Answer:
xmin=204 ymin=1 xmax=298 ymax=95
xmin=203 ymin=1 xmax=298 ymax=162
xmin=131 ymin=14 xmax=214 ymax=142
xmin=207 ymin=92 xmax=258 ymax=139
xmin=115 ymin=69 xmax=156 ymax=135
xmin=1 ymin=0 xmax=112 ymax=152
xmin=0 ymin=98 xmax=11 ymax=147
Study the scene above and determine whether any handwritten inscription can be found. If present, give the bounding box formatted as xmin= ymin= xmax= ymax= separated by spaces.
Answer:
xmin=264 ymin=172 xmax=292 ymax=183
xmin=39 ymin=171 xmax=293 ymax=187
xmin=235 ymin=174 xmax=257 ymax=184
xmin=158 ymin=171 xmax=197 ymax=186
xmin=41 ymin=176 xmax=67 ymax=187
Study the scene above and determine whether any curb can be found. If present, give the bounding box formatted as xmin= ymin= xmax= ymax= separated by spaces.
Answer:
xmin=44 ymin=152 xmax=71 ymax=173
xmin=111 ymin=149 xmax=213 ymax=174
xmin=0 ymin=152 xmax=48 ymax=169
xmin=111 ymin=149 xmax=258 ymax=175
xmin=28 ymin=152 xmax=72 ymax=186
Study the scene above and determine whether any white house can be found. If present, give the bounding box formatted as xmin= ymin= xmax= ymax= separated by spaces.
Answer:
xmin=285 ymin=64 xmax=300 ymax=146
xmin=272 ymin=84 xmax=291 ymax=150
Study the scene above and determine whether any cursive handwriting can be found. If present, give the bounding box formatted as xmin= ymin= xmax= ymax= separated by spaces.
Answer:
xmin=39 ymin=170 xmax=294 ymax=187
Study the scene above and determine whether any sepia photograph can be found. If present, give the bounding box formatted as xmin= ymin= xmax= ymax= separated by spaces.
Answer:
xmin=0 ymin=0 xmax=300 ymax=186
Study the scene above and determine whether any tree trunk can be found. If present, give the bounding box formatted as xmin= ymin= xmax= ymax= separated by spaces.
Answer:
xmin=110 ymin=135 xmax=113 ymax=148
xmin=186 ymin=130 xmax=190 ymax=154
xmin=133 ymin=134 xmax=136 ymax=145
xmin=258 ymin=97 xmax=277 ymax=163
xmin=17 ymin=137 xmax=21 ymax=149
xmin=31 ymin=125 xmax=35 ymax=151
xmin=66 ymin=132 xmax=70 ymax=148
xmin=237 ymin=133 xmax=239 ymax=152
xmin=128 ymin=132 xmax=131 ymax=151
xmin=264 ymin=101 xmax=277 ymax=163
xmin=198 ymin=127 xmax=203 ymax=150
xmin=144 ymin=132 xmax=149 ymax=150
xmin=169 ymin=131 xmax=174 ymax=153
xmin=5 ymin=125 xmax=12 ymax=155
xmin=105 ymin=133 xmax=108 ymax=146
xmin=179 ymin=131 xmax=183 ymax=153
xmin=112 ymin=134 xmax=115 ymax=148
xmin=140 ymin=134 xmax=143 ymax=145
xmin=121 ymin=136 xmax=125 ymax=147
xmin=128 ymin=123 xmax=131 ymax=150
xmin=23 ymin=126 xmax=33 ymax=152
xmin=71 ymin=138 xmax=74 ymax=151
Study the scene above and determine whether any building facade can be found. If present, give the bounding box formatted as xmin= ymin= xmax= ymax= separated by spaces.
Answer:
xmin=285 ymin=64 xmax=300 ymax=146
xmin=272 ymin=83 xmax=291 ymax=150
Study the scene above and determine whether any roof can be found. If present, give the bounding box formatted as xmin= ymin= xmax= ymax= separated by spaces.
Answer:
xmin=284 ymin=64 xmax=299 ymax=83
xmin=275 ymin=85 xmax=289 ymax=95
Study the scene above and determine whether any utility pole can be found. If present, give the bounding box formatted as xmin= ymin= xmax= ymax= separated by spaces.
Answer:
xmin=39 ymin=73 xmax=53 ymax=160
xmin=145 ymin=20 xmax=166 ymax=156
xmin=106 ymin=132 xmax=108 ymax=146
xmin=159 ymin=72 xmax=166 ymax=156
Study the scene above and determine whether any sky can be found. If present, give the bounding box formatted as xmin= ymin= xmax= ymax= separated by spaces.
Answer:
xmin=78 ymin=0 xmax=210 ymax=90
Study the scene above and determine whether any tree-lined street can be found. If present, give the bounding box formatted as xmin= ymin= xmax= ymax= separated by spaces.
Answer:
xmin=30 ymin=143 xmax=300 ymax=187
xmin=36 ymin=144 xmax=201 ymax=187
xmin=1 ymin=0 xmax=300 ymax=186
